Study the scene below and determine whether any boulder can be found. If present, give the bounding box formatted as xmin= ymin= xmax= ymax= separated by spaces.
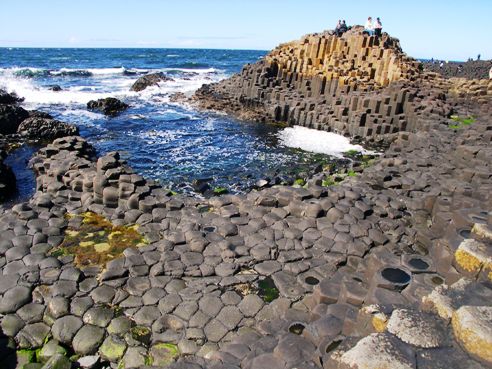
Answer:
xmin=29 ymin=110 xmax=53 ymax=119
xmin=0 ymin=89 xmax=23 ymax=104
xmin=130 ymin=72 xmax=174 ymax=92
xmin=17 ymin=117 xmax=79 ymax=140
xmin=0 ymin=104 xmax=30 ymax=134
xmin=452 ymin=305 xmax=492 ymax=365
xmin=87 ymin=97 xmax=129 ymax=116
xmin=48 ymin=85 xmax=62 ymax=92
xmin=0 ymin=151 xmax=16 ymax=201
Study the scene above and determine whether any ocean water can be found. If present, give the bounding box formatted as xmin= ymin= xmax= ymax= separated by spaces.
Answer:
xmin=0 ymin=48 xmax=365 ymax=195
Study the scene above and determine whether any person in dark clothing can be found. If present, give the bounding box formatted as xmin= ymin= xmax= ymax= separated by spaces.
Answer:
xmin=340 ymin=20 xmax=348 ymax=34
xmin=374 ymin=17 xmax=383 ymax=37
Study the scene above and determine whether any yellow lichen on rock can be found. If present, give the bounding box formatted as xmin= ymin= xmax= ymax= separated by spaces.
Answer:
xmin=472 ymin=223 xmax=492 ymax=241
xmin=421 ymin=285 xmax=454 ymax=320
xmin=452 ymin=306 xmax=492 ymax=365
xmin=454 ymin=239 xmax=492 ymax=277
xmin=455 ymin=249 xmax=482 ymax=273
xmin=51 ymin=211 xmax=148 ymax=268
xmin=372 ymin=313 xmax=388 ymax=333
xmin=94 ymin=243 xmax=111 ymax=252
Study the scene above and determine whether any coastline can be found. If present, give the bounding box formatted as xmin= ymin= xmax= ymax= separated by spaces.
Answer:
xmin=0 ymin=27 xmax=491 ymax=369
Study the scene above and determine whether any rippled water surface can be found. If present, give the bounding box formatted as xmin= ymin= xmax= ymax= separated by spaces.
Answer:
xmin=0 ymin=48 xmax=365 ymax=194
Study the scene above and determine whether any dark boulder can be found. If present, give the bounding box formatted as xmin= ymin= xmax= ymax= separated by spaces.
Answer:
xmin=48 ymin=85 xmax=62 ymax=92
xmin=87 ymin=97 xmax=129 ymax=117
xmin=29 ymin=110 xmax=53 ymax=119
xmin=0 ymin=89 xmax=23 ymax=105
xmin=0 ymin=150 xmax=16 ymax=201
xmin=0 ymin=105 xmax=30 ymax=134
xmin=130 ymin=72 xmax=174 ymax=92
xmin=17 ymin=117 xmax=79 ymax=140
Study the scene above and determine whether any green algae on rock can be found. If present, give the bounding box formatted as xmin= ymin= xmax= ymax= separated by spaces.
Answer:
xmin=51 ymin=212 xmax=148 ymax=267
xmin=149 ymin=343 xmax=180 ymax=366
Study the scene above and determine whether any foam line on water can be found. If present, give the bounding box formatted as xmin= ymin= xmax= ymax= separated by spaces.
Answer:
xmin=278 ymin=126 xmax=367 ymax=156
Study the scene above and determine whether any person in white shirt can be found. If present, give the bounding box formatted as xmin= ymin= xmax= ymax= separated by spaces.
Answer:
xmin=364 ymin=17 xmax=374 ymax=36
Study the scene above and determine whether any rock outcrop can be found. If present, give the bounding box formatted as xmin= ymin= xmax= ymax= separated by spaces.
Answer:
xmin=193 ymin=27 xmax=492 ymax=141
xmin=0 ymin=148 xmax=16 ymax=201
xmin=423 ymin=60 xmax=492 ymax=80
xmin=130 ymin=72 xmax=174 ymax=92
xmin=87 ymin=97 xmax=129 ymax=117
xmin=0 ymin=105 xmax=30 ymax=135
xmin=17 ymin=117 xmax=79 ymax=140
xmin=0 ymin=89 xmax=23 ymax=105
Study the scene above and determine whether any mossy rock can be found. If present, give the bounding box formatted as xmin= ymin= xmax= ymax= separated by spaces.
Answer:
xmin=17 ymin=349 xmax=36 ymax=366
xmin=149 ymin=343 xmax=179 ymax=366
xmin=344 ymin=149 xmax=360 ymax=158
xmin=99 ymin=335 xmax=127 ymax=362
xmin=51 ymin=212 xmax=148 ymax=268
xmin=257 ymin=277 xmax=279 ymax=303
xmin=130 ymin=326 xmax=151 ymax=345
xmin=213 ymin=187 xmax=228 ymax=195
xmin=37 ymin=340 xmax=67 ymax=363
xmin=294 ymin=178 xmax=305 ymax=187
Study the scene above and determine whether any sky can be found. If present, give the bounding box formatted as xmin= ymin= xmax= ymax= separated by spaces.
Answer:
xmin=0 ymin=0 xmax=490 ymax=61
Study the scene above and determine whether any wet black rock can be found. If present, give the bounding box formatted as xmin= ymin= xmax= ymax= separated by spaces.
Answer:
xmin=0 ymin=149 xmax=16 ymax=201
xmin=29 ymin=110 xmax=53 ymax=119
xmin=0 ymin=89 xmax=23 ymax=105
xmin=0 ymin=105 xmax=30 ymax=134
xmin=87 ymin=97 xmax=129 ymax=117
xmin=17 ymin=117 xmax=79 ymax=140
xmin=48 ymin=85 xmax=62 ymax=92
xmin=130 ymin=72 xmax=174 ymax=92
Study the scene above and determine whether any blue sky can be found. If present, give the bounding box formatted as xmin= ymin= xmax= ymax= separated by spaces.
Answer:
xmin=0 ymin=0 xmax=490 ymax=60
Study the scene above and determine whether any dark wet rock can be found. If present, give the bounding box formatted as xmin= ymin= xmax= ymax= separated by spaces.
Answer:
xmin=87 ymin=97 xmax=129 ymax=116
xmin=0 ymin=89 xmax=23 ymax=104
xmin=0 ymin=154 xmax=16 ymax=201
xmin=17 ymin=117 xmax=79 ymax=140
xmin=0 ymin=104 xmax=29 ymax=134
xmin=29 ymin=110 xmax=53 ymax=119
xmin=130 ymin=72 xmax=174 ymax=92
xmin=48 ymin=85 xmax=62 ymax=92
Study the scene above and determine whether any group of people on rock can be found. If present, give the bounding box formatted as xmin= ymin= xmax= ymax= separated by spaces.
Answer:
xmin=364 ymin=17 xmax=383 ymax=36
xmin=334 ymin=17 xmax=382 ymax=37
xmin=334 ymin=20 xmax=348 ymax=36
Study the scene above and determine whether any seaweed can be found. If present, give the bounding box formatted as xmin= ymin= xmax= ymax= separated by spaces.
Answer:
xmin=257 ymin=277 xmax=279 ymax=303
xmin=449 ymin=115 xmax=476 ymax=130
xmin=51 ymin=212 xmax=148 ymax=268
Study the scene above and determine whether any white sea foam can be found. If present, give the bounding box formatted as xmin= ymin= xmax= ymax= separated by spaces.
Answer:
xmin=278 ymin=126 xmax=368 ymax=156
xmin=0 ymin=62 xmax=228 ymax=108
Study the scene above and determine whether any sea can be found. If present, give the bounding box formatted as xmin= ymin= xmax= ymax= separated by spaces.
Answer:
xmin=0 ymin=48 xmax=365 ymax=196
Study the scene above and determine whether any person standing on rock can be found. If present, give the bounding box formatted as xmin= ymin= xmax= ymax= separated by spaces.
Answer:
xmin=364 ymin=17 xmax=374 ymax=36
xmin=335 ymin=20 xmax=342 ymax=36
xmin=374 ymin=17 xmax=383 ymax=37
